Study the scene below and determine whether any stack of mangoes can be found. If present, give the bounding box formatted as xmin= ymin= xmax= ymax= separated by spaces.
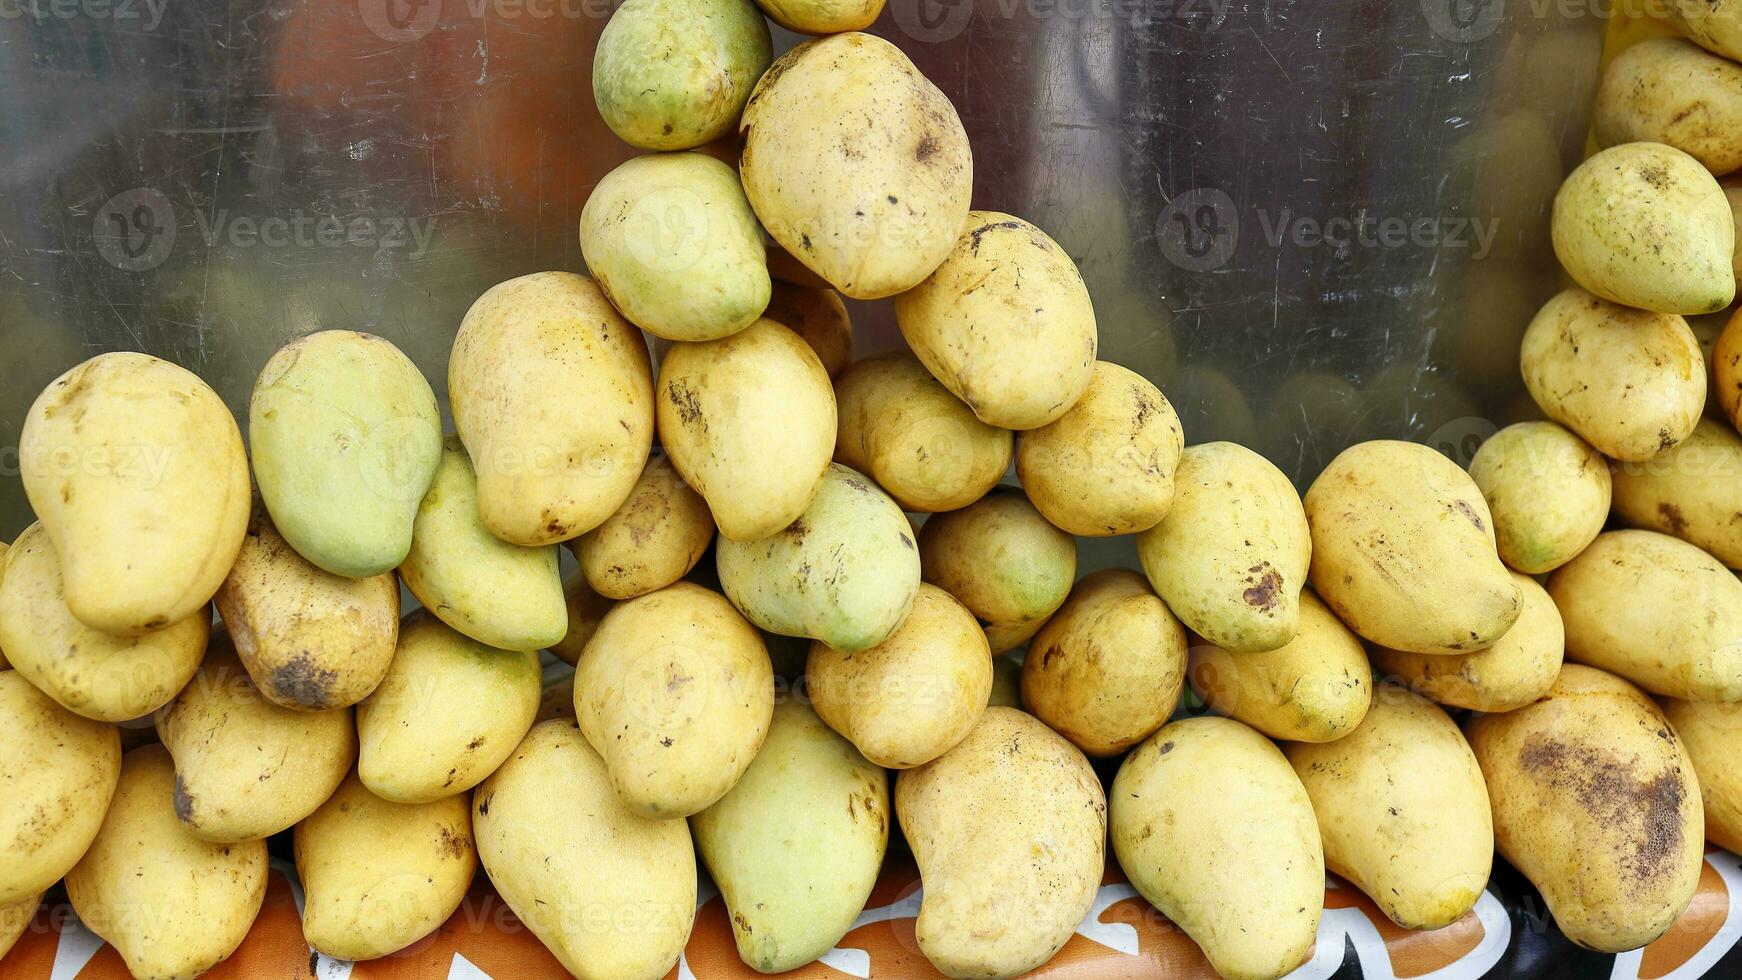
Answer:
xmin=9 ymin=2 xmax=1742 ymax=980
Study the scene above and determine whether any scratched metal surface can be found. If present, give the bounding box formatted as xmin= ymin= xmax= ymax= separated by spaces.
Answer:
xmin=0 ymin=0 xmax=1602 ymax=542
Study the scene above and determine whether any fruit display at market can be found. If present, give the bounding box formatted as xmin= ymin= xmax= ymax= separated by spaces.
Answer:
xmin=11 ymin=4 xmax=1742 ymax=980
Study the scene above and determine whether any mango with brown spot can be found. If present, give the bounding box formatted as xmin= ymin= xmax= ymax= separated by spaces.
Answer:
xmin=573 ymin=582 xmax=774 ymax=817
xmin=1190 ymin=589 xmax=1371 ymax=742
xmin=571 ymin=454 xmax=715 ymax=600
xmin=1467 ymin=665 xmax=1703 ymax=952
xmin=1021 ymin=569 xmax=1187 ymax=756
xmin=1611 ymin=417 xmax=1742 ymax=568
xmin=1139 ymin=443 xmax=1310 ymax=653
xmin=156 ymin=636 xmax=354 ymax=842
xmin=896 ymin=212 xmax=1097 ymax=429
xmin=215 ymin=505 xmax=400 ymax=711
xmin=1551 ymin=142 xmax=1734 ymax=315
xmin=1373 ymin=571 xmax=1564 ymax=714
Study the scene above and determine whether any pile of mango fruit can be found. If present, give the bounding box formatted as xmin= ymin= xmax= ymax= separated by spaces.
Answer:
xmin=8 ymin=1 xmax=1742 ymax=979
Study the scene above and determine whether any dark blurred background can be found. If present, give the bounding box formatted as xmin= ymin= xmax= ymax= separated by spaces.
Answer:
xmin=0 ymin=0 xmax=1603 ymax=547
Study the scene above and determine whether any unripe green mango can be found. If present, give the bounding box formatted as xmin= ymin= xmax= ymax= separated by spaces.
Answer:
xmin=251 ymin=330 xmax=441 ymax=578
xmin=691 ymin=701 xmax=888 ymax=973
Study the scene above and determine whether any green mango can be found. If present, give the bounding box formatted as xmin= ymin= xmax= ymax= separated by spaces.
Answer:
xmin=250 ymin=330 xmax=441 ymax=578
xmin=691 ymin=701 xmax=888 ymax=973
xmin=398 ymin=438 xmax=566 ymax=651
xmin=592 ymin=0 xmax=771 ymax=151
xmin=717 ymin=464 xmax=919 ymax=652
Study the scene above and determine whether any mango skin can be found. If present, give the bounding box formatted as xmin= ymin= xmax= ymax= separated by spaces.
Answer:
xmin=1660 ymin=697 xmax=1742 ymax=854
xmin=808 ymin=582 xmax=992 ymax=769
xmin=1551 ymin=142 xmax=1734 ymax=315
xmin=1285 ymin=685 xmax=1493 ymax=931
xmin=1188 ymin=589 xmax=1371 ymax=743
xmin=1467 ymin=665 xmax=1704 ymax=953
xmin=1373 ymin=571 xmax=1564 ymax=714
xmin=357 ymin=610 xmax=541 ymax=804
xmin=918 ymin=488 xmax=1077 ymax=654
xmin=763 ymin=280 xmax=851 ymax=378
xmin=1520 ymin=289 xmax=1705 ymax=462
xmin=65 ymin=745 xmax=267 ymax=980
xmin=250 ymin=330 xmax=441 ymax=578
xmin=1305 ymin=440 xmax=1521 ymax=655
xmin=896 ymin=211 xmax=1096 ymax=428
xmin=718 ymin=464 xmax=920 ymax=652
xmin=155 ymin=641 xmax=354 ymax=842
xmin=754 ymin=0 xmax=882 ymax=33
xmin=1548 ymin=529 xmax=1742 ymax=701
xmin=0 ymin=540 xmax=10 ymax=669
xmin=0 ymin=670 xmax=121 ymax=906
xmin=572 ymin=455 xmax=715 ymax=601
xmin=1022 ymin=569 xmax=1187 ymax=756
xmin=1138 ymin=442 xmax=1309 ymax=653
xmin=581 ymin=152 xmax=770 ymax=342
xmin=833 ymin=352 xmax=1011 ymax=514
xmin=1112 ymin=718 xmax=1323 ymax=980
xmin=474 ymin=720 xmax=696 ymax=980
xmin=896 ymin=707 xmax=1105 ymax=980
xmin=574 ymin=582 xmax=774 ymax=818
xmin=0 ymin=522 xmax=210 ymax=722
xmin=294 ymin=771 xmax=476 ymax=961
xmin=1017 ymin=361 xmax=1182 ymax=536
xmin=398 ymin=437 xmax=567 ymax=652
xmin=740 ymin=33 xmax=973 ymax=300
xmin=1467 ymin=420 xmax=1610 ymax=574
xmin=20 ymin=352 xmax=249 ymax=635
xmin=691 ymin=701 xmax=888 ymax=973
xmin=214 ymin=507 xmax=400 ymax=711
xmin=657 ymin=318 xmax=837 ymax=542
xmin=592 ymin=0 xmax=771 ymax=151
xmin=1611 ymin=417 xmax=1742 ymax=568
xmin=449 ymin=271 xmax=655 ymax=546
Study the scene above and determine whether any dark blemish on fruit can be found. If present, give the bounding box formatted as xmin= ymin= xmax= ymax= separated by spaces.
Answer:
xmin=272 ymin=652 xmax=339 ymax=710
xmin=1658 ymin=502 xmax=1688 ymax=535
xmin=1453 ymin=500 xmax=1485 ymax=532
xmin=666 ymin=380 xmax=705 ymax=428
xmin=173 ymin=775 xmax=194 ymax=823
xmin=1241 ymin=563 xmax=1282 ymax=611
xmin=1518 ymin=736 xmax=1685 ymax=887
